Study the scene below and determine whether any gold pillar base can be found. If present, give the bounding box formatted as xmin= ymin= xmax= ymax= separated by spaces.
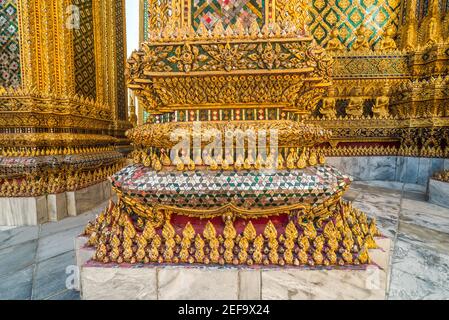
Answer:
xmin=84 ymin=197 xmax=380 ymax=267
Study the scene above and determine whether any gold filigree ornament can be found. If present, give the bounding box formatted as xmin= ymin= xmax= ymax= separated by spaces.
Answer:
xmin=85 ymin=198 xmax=380 ymax=267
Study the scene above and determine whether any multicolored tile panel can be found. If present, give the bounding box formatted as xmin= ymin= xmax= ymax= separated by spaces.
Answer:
xmin=191 ymin=0 xmax=265 ymax=29
xmin=73 ymin=0 xmax=96 ymax=99
xmin=308 ymin=0 xmax=401 ymax=48
xmin=151 ymin=108 xmax=300 ymax=124
xmin=0 ymin=0 xmax=20 ymax=87
xmin=112 ymin=164 xmax=351 ymax=209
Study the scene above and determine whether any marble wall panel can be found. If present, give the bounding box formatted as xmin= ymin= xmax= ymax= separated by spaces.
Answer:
xmin=328 ymin=156 xmax=447 ymax=186
xmin=238 ymin=270 xmax=261 ymax=300
xmin=400 ymin=157 xmax=420 ymax=184
xmin=80 ymin=239 xmax=391 ymax=300
xmin=367 ymin=157 xmax=397 ymax=181
xmin=81 ymin=267 xmax=157 ymax=300
xmin=417 ymin=158 xmax=431 ymax=186
xmin=444 ymin=159 xmax=449 ymax=170
xmin=0 ymin=196 xmax=47 ymax=226
xmin=71 ymin=181 xmax=112 ymax=216
xmin=158 ymin=267 xmax=239 ymax=300
xmin=47 ymin=193 xmax=68 ymax=222
xmin=428 ymin=179 xmax=449 ymax=209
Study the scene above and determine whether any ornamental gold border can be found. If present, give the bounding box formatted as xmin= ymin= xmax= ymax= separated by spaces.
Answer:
xmin=126 ymin=120 xmax=332 ymax=149
xmin=115 ymin=186 xmax=348 ymax=221
xmin=0 ymin=160 xmax=125 ymax=197
xmin=0 ymin=133 xmax=117 ymax=148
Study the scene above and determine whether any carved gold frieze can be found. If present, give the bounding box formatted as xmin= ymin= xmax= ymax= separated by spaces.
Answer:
xmin=128 ymin=35 xmax=331 ymax=115
xmin=129 ymin=38 xmax=329 ymax=76
xmin=127 ymin=120 xmax=331 ymax=149
xmin=136 ymin=75 xmax=327 ymax=115
xmin=0 ymin=87 xmax=113 ymax=130
xmin=0 ymin=161 xmax=125 ymax=197
xmin=84 ymin=197 xmax=378 ymax=267
xmin=115 ymin=188 xmax=344 ymax=220
xmin=0 ymin=133 xmax=117 ymax=149
xmin=330 ymin=51 xmax=410 ymax=79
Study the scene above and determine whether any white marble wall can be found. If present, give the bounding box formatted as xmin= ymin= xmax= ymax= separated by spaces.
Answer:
xmin=82 ymin=267 xmax=158 ymax=300
xmin=428 ymin=179 xmax=449 ymax=209
xmin=70 ymin=181 xmax=112 ymax=216
xmin=158 ymin=267 xmax=239 ymax=300
xmin=75 ymin=236 xmax=94 ymax=292
xmin=0 ymin=196 xmax=47 ymax=226
xmin=328 ymin=157 xmax=449 ymax=186
xmin=47 ymin=193 xmax=68 ymax=222
xmin=80 ymin=238 xmax=391 ymax=300
xmin=0 ymin=180 xmax=113 ymax=227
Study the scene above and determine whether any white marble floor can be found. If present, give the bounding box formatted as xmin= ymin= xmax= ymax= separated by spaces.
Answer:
xmin=1 ymin=181 xmax=449 ymax=300
xmin=0 ymin=202 xmax=105 ymax=300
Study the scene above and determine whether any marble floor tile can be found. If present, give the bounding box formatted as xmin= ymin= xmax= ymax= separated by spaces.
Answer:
xmin=402 ymin=191 xmax=427 ymax=202
xmin=388 ymin=268 xmax=449 ymax=300
xmin=400 ymin=199 xmax=449 ymax=234
xmin=401 ymin=198 xmax=449 ymax=216
xmin=343 ymin=188 xmax=360 ymax=202
xmin=32 ymin=251 xmax=76 ymax=300
xmin=46 ymin=289 xmax=80 ymax=300
xmin=352 ymin=193 xmax=401 ymax=229
xmin=0 ymin=265 xmax=33 ymax=300
xmin=40 ymin=211 xmax=97 ymax=238
xmin=36 ymin=225 xmax=85 ymax=262
xmin=350 ymin=187 xmax=403 ymax=201
xmin=372 ymin=217 xmax=399 ymax=240
xmin=352 ymin=185 xmax=402 ymax=203
xmin=388 ymin=230 xmax=449 ymax=301
xmin=397 ymin=222 xmax=449 ymax=256
xmin=389 ymin=236 xmax=449 ymax=297
xmin=0 ymin=226 xmax=39 ymax=250
xmin=403 ymin=183 xmax=427 ymax=193
xmin=352 ymin=180 xmax=405 ymax=192
xmin=0 ymin=241 xmax=37 ymax=277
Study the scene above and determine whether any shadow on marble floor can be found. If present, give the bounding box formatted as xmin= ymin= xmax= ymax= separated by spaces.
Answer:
xmin=348 ymin=181 xmax=449 ymax=300
xmin=1 ymin=181 xmax=449 ymax=300
xmin=0 ymin=201 xmax=108 ymax=300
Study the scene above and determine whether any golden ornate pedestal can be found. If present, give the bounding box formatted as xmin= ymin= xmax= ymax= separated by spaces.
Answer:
xmin=82 ymin=2 xmax=382 ymax=268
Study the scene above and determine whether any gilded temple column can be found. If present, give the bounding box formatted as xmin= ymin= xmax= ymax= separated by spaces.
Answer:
xmin=425 ymin=0 xmax=443 ymax=45
xmin=0 ymin=0 xmax=128 ymax=225
xmin=16 ymin=0 xmax=75 ymax=94
xmin=399 ymin=0 xmax=418 ymax=50
xmin=93 ymin=0 xmax=131 ymax=140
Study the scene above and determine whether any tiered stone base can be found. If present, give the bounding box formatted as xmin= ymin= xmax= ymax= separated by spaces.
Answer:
xmin=0 ymin=180 xmax=113 ymax=226
xmin=77 ymin=163 xmax=385 ymax=299
xmin=75 ymin=236 xmax=391 ymax=300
